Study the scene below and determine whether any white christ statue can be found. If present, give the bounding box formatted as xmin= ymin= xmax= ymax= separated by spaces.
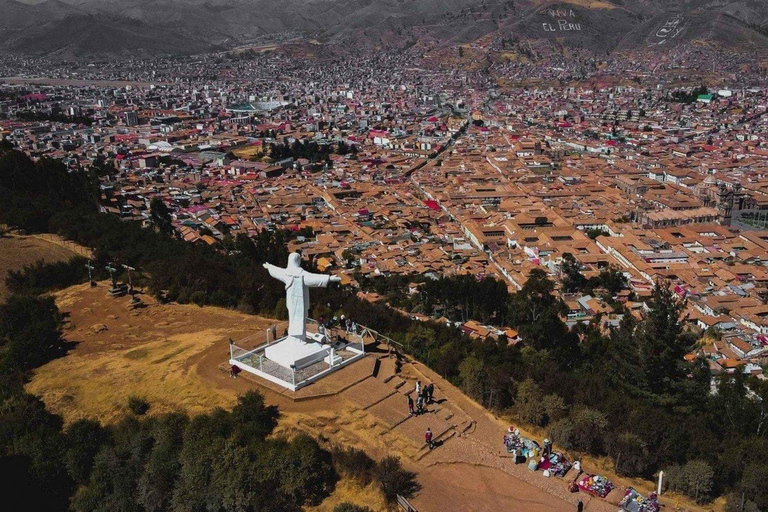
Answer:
xmin=263 ymin=252 xmax=341 ymax=341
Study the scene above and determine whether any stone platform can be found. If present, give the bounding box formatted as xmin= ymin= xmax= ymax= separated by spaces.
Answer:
xmin=230 ymin=330 xmax=366 ymax=391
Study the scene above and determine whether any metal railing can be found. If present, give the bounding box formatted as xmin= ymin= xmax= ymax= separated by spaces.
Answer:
xmin=397 ymin=495 xmax=418 ymax=512
xmin=358 ymin=325 xmax=404 ymax=352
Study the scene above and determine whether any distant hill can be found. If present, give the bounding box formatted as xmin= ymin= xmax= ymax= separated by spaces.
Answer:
xmin=1 ymin=0 xmax=767 ymax=56
xmin=3 ymin=13 xmax=215 ymax=56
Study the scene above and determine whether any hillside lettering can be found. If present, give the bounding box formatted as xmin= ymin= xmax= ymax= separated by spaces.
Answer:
xmin=542 ymin=20 xmax=581 ymax=32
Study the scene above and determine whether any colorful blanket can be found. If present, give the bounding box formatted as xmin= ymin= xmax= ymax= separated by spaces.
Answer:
xmin=538 ymin=452 xmax=572 ymax=477
xmin=578 ymin=474 xmax=614 ymax=498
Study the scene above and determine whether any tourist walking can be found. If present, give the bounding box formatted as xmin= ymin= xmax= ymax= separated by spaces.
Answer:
xmin=425 ymin=427 xmax=434 ymax=450
xmin=426 ymin=383 xmax=434 ymax=403
xmin=407 ymin=395 xmax=414 ymax=415
xmin=415 ymin=380 xmax=421 ymax=397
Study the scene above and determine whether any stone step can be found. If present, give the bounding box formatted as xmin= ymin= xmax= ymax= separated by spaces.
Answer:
xmin=347 ymin=376 xmax=398 ymax=410
xmin=366 ymin=391 xmax=412 ymax=428
xmin=375 ymin=356 xmax=398 ymax=381
xmin=384 ymin=375 xmax=407 ymax=390
xmin=392 ymin=406 xmax=453 ymax=447
xmin=416 ymin=429 xmax=457 ymax=460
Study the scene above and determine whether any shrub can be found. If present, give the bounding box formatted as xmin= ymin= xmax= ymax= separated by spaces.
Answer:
xmin=189 ymin=291 xmax=206 ymax=307
xmin=330 ymin=445 xmax=376 ymax=485
xmin=542 ymin=393 xmax=567 ymax=424
xmin=127 ymin=396 xmax=150 ymax=415
xmin=375 ymin=456 xmax=420 ymax=504
xmin=208 ymin=290 xmax=232 ymax=307
xmin=548 ymin=417 xmax=576 ymax=450
xmin=6 ymin=257 xmax=90 ymax=295
xmin=569 ymin=407 xmax=608 ymax=454
xmin=608 ymin=432 xmax=652 ymax=478
xmin=515 ymin=379 xmax=545 ymax=426
xmin=665 ymin=460 xmax=715 ymax=504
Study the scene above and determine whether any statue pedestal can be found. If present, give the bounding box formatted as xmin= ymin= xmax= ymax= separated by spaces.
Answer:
xmin=265 ymin=336 xmax=331 ymax=370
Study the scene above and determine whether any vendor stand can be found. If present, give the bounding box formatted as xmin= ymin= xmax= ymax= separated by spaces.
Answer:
xmin=619 ymin=487 xmax=660 ymax=512
xmin=578 ymin=474 xmax=614 ymax=498
xmin=503 ymin=433 xmax=540 ymax=458
xmin=538 ymin=452 xmax=572 ymax=477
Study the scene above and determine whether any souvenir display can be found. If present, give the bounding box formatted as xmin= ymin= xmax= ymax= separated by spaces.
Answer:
xmin=578 ymin=474 xmax=614 ymax=498
xmin=538 ymin=452 xmax=572 ymax=477
xmin=619 ymin=487 xmax=660 ymax=512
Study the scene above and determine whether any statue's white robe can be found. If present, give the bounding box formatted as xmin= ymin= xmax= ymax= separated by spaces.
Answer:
xmin=265 ymin=264 xmax=330 ymax=339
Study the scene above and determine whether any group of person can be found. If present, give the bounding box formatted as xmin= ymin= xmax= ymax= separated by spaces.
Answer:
xmin=407 ymin=380 xmax=435 ymax=416
xmin=318 ymin=314 xmax=358 ymax=335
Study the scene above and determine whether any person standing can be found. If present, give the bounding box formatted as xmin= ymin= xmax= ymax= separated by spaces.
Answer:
xmin=576 ymin=499 xmax=583 ymax=512
xmin=425 ymin=428 xmax=433 ymax=450
xmin=416 ymin=395 xmax=424 ymax=414
xmin=543 ymin=438 xmax=552 ymax=458
xmin=427 ymin=383 xmax=434 ymax=403
xmin=407 ymin=395 xmax=414 ymax=415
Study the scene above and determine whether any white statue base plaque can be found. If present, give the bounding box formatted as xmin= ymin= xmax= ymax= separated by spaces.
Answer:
xmin=265 ymin=336 xmax=331 ymax=370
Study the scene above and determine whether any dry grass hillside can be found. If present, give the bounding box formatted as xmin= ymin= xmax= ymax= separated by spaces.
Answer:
xmin=0 ymin=234 xmax=83 ymax=301
xmin=26 ymin=281 xmax=273 ymax=423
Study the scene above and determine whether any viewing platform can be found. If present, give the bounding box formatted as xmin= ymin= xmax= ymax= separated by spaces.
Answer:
xmin=229 ymin=319 xmax=367 ymax=391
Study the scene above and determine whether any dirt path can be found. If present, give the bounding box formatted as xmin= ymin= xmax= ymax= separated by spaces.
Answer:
xmin=417 ymin=464 xmax=577 ymax=512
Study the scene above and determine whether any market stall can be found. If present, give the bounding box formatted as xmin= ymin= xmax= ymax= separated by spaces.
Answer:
xmin=619 ymin=487 xmax=660 ymax=512
xmin=538 ymin=452 xmax=572 ymax=477
xmin=578 ymin=474 xmax=614 ymax=498
xmin=503 ymin=432 xmax=540 ymax=458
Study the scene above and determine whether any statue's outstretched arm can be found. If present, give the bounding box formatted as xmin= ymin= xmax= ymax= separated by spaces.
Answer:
xmin=263 ymin=263 xmax=289 ymax=284
xmin=303 ymin=271 xmax=340 ymax=287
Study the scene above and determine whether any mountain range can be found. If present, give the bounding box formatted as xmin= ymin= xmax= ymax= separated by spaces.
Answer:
xmin=1 ymin=0 xmax=767 ymax=57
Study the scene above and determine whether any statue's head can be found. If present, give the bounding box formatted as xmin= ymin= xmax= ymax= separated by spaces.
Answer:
xmin=287 ymin=252 xmax=302 ymax=270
